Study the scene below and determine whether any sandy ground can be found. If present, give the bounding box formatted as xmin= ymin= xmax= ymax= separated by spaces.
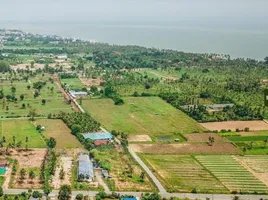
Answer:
xmin=79 ymin=77 xmax=105 ymax=87
xmin=10 ymin=63 xmax=45 ymax=71
xmin=0 ymin=148 xmax=47 ymax=168
xmin=129 ymin=143 xmax=239 ymax=154
xmin=185 ymin=133 xmax=226 ymax=143
xmin=199 ymin=120 xmax=268 ymax=131
xmin=52 ymin=156 xmax=72 ymax=189
xmin=128 ymin=135 xmax=152 ymax=142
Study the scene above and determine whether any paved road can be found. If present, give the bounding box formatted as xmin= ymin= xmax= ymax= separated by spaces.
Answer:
xmin=128 ymin=147 xmax=167 ymax=194
xmin=4 ymin=189 xmax=268 ymax=200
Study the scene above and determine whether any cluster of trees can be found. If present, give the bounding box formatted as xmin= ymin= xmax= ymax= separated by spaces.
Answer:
xmin=59 ymin=112 xmax=100 ymax=134
xmin=0 ymin=61 xmax=10 ymax=72
xmin=104 ymin=84 xmax=124 ymax=105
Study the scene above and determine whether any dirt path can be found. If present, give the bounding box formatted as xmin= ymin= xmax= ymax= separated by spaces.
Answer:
xmin=3 ymin=168 xmax=11 ymax=189
xmin=52 ymin=74 xmax=80 ymax=112
xmin=233 ymin=156 xmax=268 ymax=187
xmin=95 ymin=171 xmax=110 ymax=193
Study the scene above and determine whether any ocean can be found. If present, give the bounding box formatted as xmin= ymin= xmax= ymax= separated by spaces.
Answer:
xmin=1 ymin=20 xmax=268 ymax=60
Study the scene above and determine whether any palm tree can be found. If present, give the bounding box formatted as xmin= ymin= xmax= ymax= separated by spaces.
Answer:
xmin=25 ymin=137 xmax=29 ymax=151
xmin=264 ymin=139 xmax=268 ymax=148
xmin=13 ymin=136 xmax=16 ymax=147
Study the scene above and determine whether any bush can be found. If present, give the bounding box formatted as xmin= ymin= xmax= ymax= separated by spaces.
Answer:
xmin=32 ymin=191 xmax=42 ymax=198
xmin=75 ymin=194 xmax=83 ymax=200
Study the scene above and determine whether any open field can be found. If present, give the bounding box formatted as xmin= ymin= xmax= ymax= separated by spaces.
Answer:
xmin=1 ymin=120 xmax=46 ymax=148
xmin=61 ymin=78 xmax=85 ymax=90
xmin=185 ymin=133 xmax=226 ymax=143
xmin=235 ymin=155 xmax=268 ymax=187
xmin=82 ymin=97 xmax=205 ymax=140
xmin=200 ymin=121 xmax=268 ymax=131
xmin=0 ymin=73 xmax=73 ymax=117
xmin=129 ymin=143 xmax=240 ymax=154
xmin=38 ymin=119 xmax=82 ymax=148
xmin=80 ymin=77 xmax=105 ymax=87
xmin=128 ymin=135 xmax=152 ymax=142
xmin=195 ymin=155 xmax=268 ymax=193
xmin=227 ymin=135 xmax=268 ymax=142
xmin=140 ymin=154 xmax=228 ymax=193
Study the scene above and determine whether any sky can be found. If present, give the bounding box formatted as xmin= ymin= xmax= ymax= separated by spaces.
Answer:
xmin=0 ymin=0 xmax=267 ymax=24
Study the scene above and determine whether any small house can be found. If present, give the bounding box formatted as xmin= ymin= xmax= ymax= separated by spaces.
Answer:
xmin=0 ymin=160 xmax=9 ymax=168
xmin=69 ymin=90 xmax=88 ymax=99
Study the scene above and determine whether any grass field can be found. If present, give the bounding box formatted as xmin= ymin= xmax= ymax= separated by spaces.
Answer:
xmin=0 ymin=73 xmax=72 ymax=117
xmin=227 ymin=136 xmax=268 ymax=142
xmin=38 ymin=119 xmax=82 ymax=148
xmin=195 ymin=155 xmax=268 ymax=193
xmin=1 ymin=120 xmax=46 ymax=148
xmin=61 ymin=78 xmax=85 ymax=91
xmin=140 ymin=154 xmax=228 ymax=193
xmin=82 ymin=97 xmax=205 ymax=140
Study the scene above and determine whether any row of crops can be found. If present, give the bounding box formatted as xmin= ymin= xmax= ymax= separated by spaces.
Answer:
xmin=195 ymin=155 xmax=268 ymax=193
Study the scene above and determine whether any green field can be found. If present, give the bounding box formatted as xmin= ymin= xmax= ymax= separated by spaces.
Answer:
xmin=82 ymin=97 xmax=205 ymax=140
xmin=195 ymin=155 xmax=268 ymax=193
xmin=39 ymin=119 xmax=82 ymax=148
xmin=1 ymin=120 xmax=46 ymax=148
xmin=61 ymin=78 xmax=85 ymax=91
xmin=0 ymin=73 xmax=72 ymax=117
xmin=140 ymin=154 xmax=228 ymax=193
xmin=228 ymin=136 xmax=268 ymax=142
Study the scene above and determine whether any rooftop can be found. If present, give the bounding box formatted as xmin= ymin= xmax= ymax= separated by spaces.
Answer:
xmin=78 ymin=154 xmax=94 ymax=180
xmin=82 ymin=131 xmax=113 ymax=141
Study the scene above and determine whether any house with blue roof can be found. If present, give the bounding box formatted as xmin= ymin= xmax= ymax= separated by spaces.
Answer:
xmin=82 ymin=131 xmax=113 ymax=141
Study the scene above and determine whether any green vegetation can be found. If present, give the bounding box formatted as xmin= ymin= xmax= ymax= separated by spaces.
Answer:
xmin=195 ymin=155 xmax=268 ymax=193
xmin=61 ymin=78 xmax=85 ymax=91
xmin=1 ymin=120 xmax=46 ymax=148
xmin=140 ymin=154 xmax=228 ymax=193
xmin=90 ymin=144 xmax=155 ymax=192
xmin=82 ymin=97 xmax=205 ymax=140
xmin=0 ymin=73 xmax=72 ymax=118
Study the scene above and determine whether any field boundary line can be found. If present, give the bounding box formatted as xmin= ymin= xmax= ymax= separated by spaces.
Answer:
xmin=232 ymin=156 xmax=268 ymax=188
xmin=193 ymin=155 xmax=230 ymax=192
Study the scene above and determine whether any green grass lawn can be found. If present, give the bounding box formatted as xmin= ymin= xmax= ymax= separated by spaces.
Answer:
xmin=140 ymin=154 xmax=228 ymax=193
xmin=195 ymin=155 xmax=268 ymax=193
xmin=60 ymin=78 xmax=85 ymax=91
xmin=82 ymin=97 xmax=205 ymax=140
xmin=1 ymin=120 xmax=46 ymax=148
xmin=0 ymin=176 xmax=5 ymax=186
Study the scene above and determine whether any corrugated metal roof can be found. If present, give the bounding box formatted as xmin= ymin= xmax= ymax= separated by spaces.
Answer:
xmin=82 ymin=131 xmax=113 ymax=141
xmin=69 ymin=90 xmax=87 ymax=95
xmin=78 ymin=154 xmax=94 ymax=180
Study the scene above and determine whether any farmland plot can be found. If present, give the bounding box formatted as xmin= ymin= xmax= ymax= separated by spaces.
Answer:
xmin=195 ymin=155 xmax=268 ymax=193
xmin=140 ymin=154 xmax=227 ymax=193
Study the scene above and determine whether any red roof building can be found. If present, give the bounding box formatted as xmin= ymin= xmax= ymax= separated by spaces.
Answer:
xmin=94 ymin=140 xmax=109 ymax=146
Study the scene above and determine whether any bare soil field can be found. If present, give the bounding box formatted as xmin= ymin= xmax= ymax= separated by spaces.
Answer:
xmin=52 ymin=156 xmax=73 ymax=189
xmin=129 ymin=143 xmax=239 ymax=154
xmin=185 ymin=133 xmax=226 ymax=143
xmin=10 ymin=63 xmax=45 ymax=71
xmin=79 ymin=77 xmax=105 ymax=87
xmin=0 ymin=148 xmax=47 ymax=168
xmin=199 ymin=120 xmax=268 ymax=131
xmin=128 ymin=135 xmax=152 ymax=142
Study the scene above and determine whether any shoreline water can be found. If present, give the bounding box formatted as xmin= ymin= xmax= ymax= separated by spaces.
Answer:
xmin=1 ymin=21 xmax=267 ymax=60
